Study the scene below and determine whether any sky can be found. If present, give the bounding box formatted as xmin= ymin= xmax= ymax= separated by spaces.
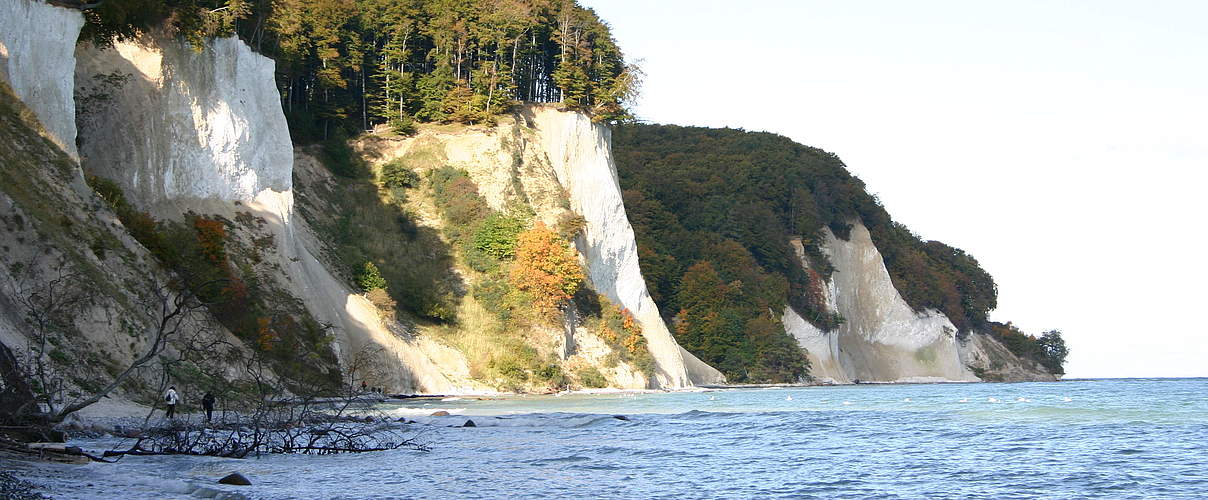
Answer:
xmin=581 ymin=0 xmax=1208 ymax=378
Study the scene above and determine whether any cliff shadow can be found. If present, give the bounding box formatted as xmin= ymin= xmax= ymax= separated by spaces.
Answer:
xmin=292 ymin=149 xmax=463 ymax=328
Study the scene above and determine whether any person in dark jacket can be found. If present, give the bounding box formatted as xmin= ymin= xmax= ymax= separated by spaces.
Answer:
xmin=202 ymin=392 xmax=216 ymax=423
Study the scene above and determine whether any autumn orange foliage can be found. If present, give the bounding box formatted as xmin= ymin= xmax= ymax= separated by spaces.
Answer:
xmin=509 ymin=222 xmax=585 ymax=318
xmin=193 ymin=217 xmax=228 ymax=266
xmin=256 ymin=317 xmax=277 ymax=351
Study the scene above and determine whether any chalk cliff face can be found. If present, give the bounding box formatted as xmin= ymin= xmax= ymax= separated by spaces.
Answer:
xmin=75 ymin=33 xmax=292 ymax=211
xmin=783 ymin=224 xmax=978 ymax=383
xmin=0 ymin=0 xmax=83 ymax=159
xmin=72 ymin=32 xmax=487 ymax=394
xmin=527 ymin=108 xmax=725 ymax=387
xmin=783 ymin=223 xmax=1054 ymax=383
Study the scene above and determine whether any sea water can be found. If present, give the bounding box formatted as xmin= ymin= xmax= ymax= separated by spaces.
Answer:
xmin=17 ymin=378 xmax=1208 ymax=499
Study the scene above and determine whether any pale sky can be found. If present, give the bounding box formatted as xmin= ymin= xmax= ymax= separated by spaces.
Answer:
xmin=582 ymin=0 xmax=1208 ymax=378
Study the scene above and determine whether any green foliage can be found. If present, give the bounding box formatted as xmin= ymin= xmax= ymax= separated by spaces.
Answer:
xmin=1036 ymin=330 xmax=1069 ymax=375
xmin=388 ymin=116 xmax=417 ymax=136
xmin=575 ymin=366 xmax=607 ymax=388
xmin=471 ymin=273 xmax=518 ymax=326
xmin=473 ymin=212 xmax=528 ymax=260
xmin=429 ymin=166 xmax=491 ymax=241
xmin=613 ymin=124 xmax=999 ymax=337
xmin=379 ymin=159 xmax=419 ymax=189
xmin=670 ymin=260 xmax=807 ymax=383
xmin=80 ymin=0 xmax=249 ymax=48
xmin=988 ymin=323 xmax=1068 ymax=375
xmin=48 ymin=348 xmax=70 ymax=365
xmin=356 ymin=261 xmax=387 ymax=291
xmin=86 ymin=175 xmax=127 ymax=211
xmin=486 ymin=342 xmax=566 ymax=392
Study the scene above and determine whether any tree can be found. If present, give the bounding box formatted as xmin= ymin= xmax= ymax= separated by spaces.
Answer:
xmin=509 ymin=222 xmax=584 ymax=319
xmin=1036 ymin=330 xmax=1069 ymax=375
xmin=473 ymin=212 xmax=528 ymax=260
xmin=1 ymin=260 xmax=224 ymax=441
xmin=356 ymin=261 xmax=388 ymax=291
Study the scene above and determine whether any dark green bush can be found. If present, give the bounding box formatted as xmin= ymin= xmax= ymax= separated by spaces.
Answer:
xmin=473 ymin=213 xmax=527 ymax=260
xmin=576 ymin=367 xmax=608 ymax=388
xmin=380 ymin=159 xmax=420 ymax=189
xmin=356 ymin=261 xmax=388 ymax=291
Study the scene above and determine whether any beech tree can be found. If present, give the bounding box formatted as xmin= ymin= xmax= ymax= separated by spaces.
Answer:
xmin=509 ymin=222 xmax=584 ymax=319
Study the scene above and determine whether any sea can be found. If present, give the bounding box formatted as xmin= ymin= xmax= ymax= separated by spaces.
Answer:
xmin=13 ymin=378 xmax=1208 ymax=499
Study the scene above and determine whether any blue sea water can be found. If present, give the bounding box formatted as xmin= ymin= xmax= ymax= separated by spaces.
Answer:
xmin=29 ymin=378 xmax=1208 ymax=499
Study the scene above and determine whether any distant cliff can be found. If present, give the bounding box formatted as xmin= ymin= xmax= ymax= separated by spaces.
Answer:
xmin=614 ymin=124 xmax=1062 ymax=383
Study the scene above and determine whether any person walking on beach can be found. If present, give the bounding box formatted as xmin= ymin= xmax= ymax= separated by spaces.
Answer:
xmin=164 ymin=386 xmax=179 ymax=419
xmin=202 ymin=391 xmax=216 ymax=423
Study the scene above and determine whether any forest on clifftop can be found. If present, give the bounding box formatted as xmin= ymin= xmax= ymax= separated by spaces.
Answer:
xmin=78 ymin=0 xmax=638 ymax=140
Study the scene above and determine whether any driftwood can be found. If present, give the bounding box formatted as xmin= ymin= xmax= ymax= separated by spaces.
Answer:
xmin=0 ymin=435 xmax=113 ymax=464
xmin=100 ymin=411 xmax=429 ymax=460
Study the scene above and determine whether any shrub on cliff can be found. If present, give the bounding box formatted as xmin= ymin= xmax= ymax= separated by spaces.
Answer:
xmin=380 ymin=159 xmax=419 ymax=189
xmin=509 ymin=223 xmax=585 ymax=321
xmin=429 ymin=166 xmax=490 ymax=241
xmin=356 ymin=261 xmax=387 ymax=292
xmin=589 ymin=298 xmax=655 ymax=379
xmin=473 ymin=213 xmax=528 ymax=260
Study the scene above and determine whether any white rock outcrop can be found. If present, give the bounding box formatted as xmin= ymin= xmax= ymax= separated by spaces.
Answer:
xmin=529 ymin=107 xmax=725 ymax=388
xmin=73 ymin=32 xmax=480 ymax=394
xmin=75 ymin=33 xmax=292 ymax=209
xmin=0 ymin=0 xmax=84 ymax=159
xmin=783 ymin=223 xmax=979 ymax=383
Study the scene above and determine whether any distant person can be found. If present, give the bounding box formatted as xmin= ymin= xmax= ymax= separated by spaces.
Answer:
xmin=202 ymin=392 xmax=216 ymax=423
xmin=164 ymin=386 xmax=179 ymax=419
xmin=361 ymin=380 xmax=368 ymax=392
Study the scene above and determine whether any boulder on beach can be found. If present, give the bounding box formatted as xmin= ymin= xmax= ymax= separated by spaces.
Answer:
xmin=430 ymin=410 xmax=450 ymax=417
xmin=218 ymin=472 xmax=252 ymax=486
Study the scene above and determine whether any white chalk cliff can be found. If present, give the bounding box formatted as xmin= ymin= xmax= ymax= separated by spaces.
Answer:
xmin=75 ymin=33 xmax=292 ymax=209
xmin=0 ymin=0 xmax=83 ymax=159
xmin=529 ymin=108 xmax=725 ymax=387
xmin=783 ymin=223 xmax=979 ymax=383
xmin=73 ymin=31 xmax=485 ymax=394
